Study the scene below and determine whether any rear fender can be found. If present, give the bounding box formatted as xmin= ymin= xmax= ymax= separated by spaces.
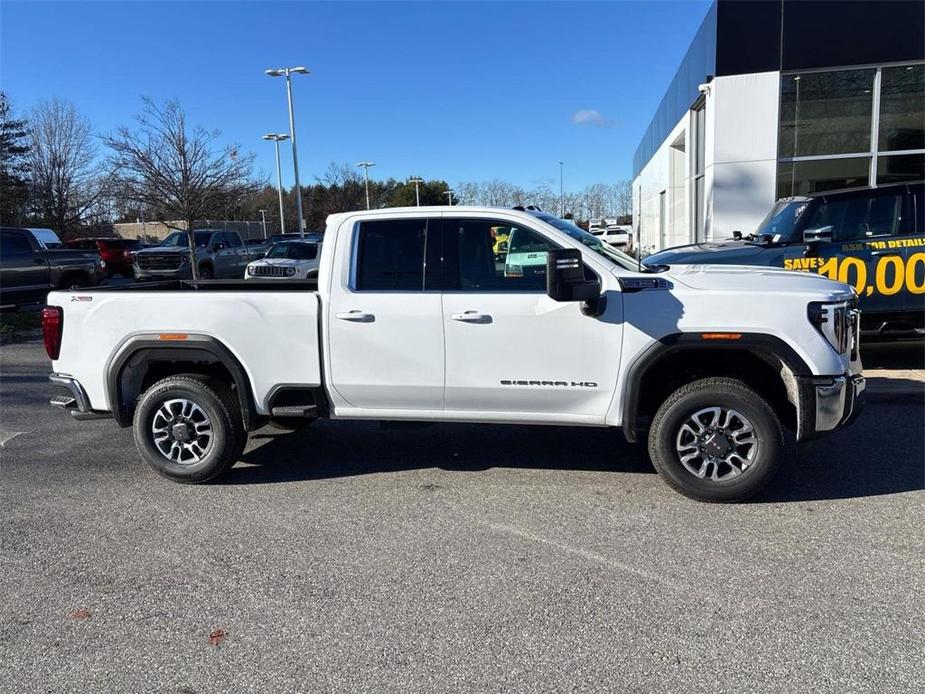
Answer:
xmin=106 ymin=334 xmax=257 ymax=429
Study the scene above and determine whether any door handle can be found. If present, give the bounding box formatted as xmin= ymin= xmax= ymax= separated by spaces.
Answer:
xmin=450 ymin=311 xmax=492 ymax=323
xmin=336 ymin=310 xmax=374 ymax=322
xmin=871 ymin=249 xmax=902 ymax=257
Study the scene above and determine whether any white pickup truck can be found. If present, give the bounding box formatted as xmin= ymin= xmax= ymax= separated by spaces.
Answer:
xmin=44 ymin=206 xmax=865 ymax=502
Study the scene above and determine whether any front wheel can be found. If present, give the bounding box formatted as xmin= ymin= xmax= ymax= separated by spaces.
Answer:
xmin=647 ymin=377 xmax=782 ymax=503
xmin=133 ymin=375 xmax=246 ymax=483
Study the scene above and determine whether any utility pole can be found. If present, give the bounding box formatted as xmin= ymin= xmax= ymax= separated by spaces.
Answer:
xmin=408 ymin=176 xmax=424 ymax=206
xmin=356 ymin=161 xmax=376 ymax=209
xmin=559 ymin=161 xmax=564 ymax=217
xmin=259 ymin=209 xmax=268 ymax=239
xmin=444 ymin=189 xmax=456 ymax=206
xmin=266 ymin=66 xmax=309 ymax=237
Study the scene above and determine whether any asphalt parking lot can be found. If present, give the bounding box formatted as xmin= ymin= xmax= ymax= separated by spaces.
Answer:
xmin=2 ymin=338 xmax=923 ymax=693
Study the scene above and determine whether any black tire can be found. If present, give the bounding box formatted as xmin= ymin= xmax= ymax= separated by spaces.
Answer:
xmin=133 ymin=375 xmax=247 ymax=484
xmin=647 ymin=377 xmax=782 ymax=503
xmin=198 ymin=265 xmax=215 ymax=279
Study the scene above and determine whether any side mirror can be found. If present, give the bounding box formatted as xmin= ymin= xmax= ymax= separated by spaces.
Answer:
xmin=732 ymin=230 xmax=742 ymax=240
xmin=803 ymin=225 xmax=833 ymax=244
xmin=546 ymin=248 xmax=604 ymax=315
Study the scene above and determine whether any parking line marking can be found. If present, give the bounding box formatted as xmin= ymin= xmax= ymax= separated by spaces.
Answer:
xmin=484 ymin=521 xmax=693 ymax=594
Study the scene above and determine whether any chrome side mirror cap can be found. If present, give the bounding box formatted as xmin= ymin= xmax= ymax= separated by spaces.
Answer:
xmin=803 ymin=225 xmax=833 ymax=244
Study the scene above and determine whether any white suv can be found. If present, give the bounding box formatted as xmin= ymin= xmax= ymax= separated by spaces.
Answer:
xmin=245 ymin=240 xmax=321 ymax=280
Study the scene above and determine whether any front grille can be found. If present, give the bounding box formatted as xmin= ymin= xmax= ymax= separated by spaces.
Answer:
xmin=137 ymin=254 xmax=183 ymax=271
xmin=251 ymin=265 xmax=291 ymax=277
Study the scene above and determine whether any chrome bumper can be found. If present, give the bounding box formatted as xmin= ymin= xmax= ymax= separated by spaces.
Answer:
xmin=805 ymin=373 xmax=865 ymax=437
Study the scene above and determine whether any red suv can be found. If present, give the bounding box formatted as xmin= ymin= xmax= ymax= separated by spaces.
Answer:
xmin=64 ymin=237 xmax=142 ymax=277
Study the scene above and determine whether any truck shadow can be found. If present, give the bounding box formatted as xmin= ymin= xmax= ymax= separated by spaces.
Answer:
xmin=228 ymin=421 xmax=654 ymax=483
xmin=226 ymin=405 xmax=924 ymax=503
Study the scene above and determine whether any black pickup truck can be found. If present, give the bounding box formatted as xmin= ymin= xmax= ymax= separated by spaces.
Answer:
xmin=646 ymin=182 xmax=925 ymax=337
xmin=0 ymin=226 xmax=106 ymax=309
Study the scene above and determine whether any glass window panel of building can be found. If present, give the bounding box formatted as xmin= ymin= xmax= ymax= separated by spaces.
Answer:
xmin=778 ymin=63 xmax=925 ymax=198
xmin=879 ymin=64 xmax=925 ymax=152
xmin=779 ymin=69 xmax=875 ymax=159
xmin=777 ymin=157 xmax=870 ymax=199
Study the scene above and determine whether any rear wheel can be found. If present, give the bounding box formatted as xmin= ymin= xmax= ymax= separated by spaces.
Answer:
xmin=198 ymin=265 xmax=215 ymax=279
xmin=647 ymin=377 xmax=782 ymax=503
xmin=133 ymin=375 xmax=246 ymax=483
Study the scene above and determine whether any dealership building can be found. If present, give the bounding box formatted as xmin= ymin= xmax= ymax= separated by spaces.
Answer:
xmin=631 ymin=0 xmax=925 ymax=253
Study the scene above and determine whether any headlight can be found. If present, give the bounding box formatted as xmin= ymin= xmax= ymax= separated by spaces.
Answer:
xmin=285 ymin=267 xmax=296 ymax=277
xmin=179 ymin=253 xmax=190 ymax=264
xmin=808 ymin=300 xmax=858 ymax=356
xmin=247 ymin=265 xmax=255 ymax=276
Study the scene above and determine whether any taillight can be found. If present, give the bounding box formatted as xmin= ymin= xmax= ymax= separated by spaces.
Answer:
xmin=42 ymin=306 xmax=63 ymax=360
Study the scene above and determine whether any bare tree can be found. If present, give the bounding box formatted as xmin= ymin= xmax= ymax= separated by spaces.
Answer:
xmin=105 ymin=98 xmax=260 ymax=279
xmin=29 ymin=98 xmax=107 ymax=233
xmin=612 ymin=179 xmax=632 ymax=219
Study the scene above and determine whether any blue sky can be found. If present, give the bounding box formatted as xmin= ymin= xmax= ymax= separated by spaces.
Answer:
xmin=0 ymin=0 xmax=711 ymax=191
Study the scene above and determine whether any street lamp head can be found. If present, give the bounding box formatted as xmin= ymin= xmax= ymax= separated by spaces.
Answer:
xmin=266 ymin=67 xmax=310 ymax=76
xmin=355 ymin=161 xmax=376 ymax=168
xmin=262 ymin=133 xmax=290 ymax=141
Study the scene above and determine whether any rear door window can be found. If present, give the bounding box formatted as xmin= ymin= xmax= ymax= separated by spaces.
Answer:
xmin=355 ymin=219 xmax=431 ymax=291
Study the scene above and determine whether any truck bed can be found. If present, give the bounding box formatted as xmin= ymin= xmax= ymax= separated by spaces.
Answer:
xmin=47 ymin=283 xmax=322 ymax=415
xmin=82 ymin=279 xmax=319 ymax=292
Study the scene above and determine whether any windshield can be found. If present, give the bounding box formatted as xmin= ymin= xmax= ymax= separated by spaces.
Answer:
xmin=267 ymin=242 xmax=318 ymax=260
xmin=753 ymin=200 xmax=811 ymax=243
xmin=532 ymin=213 xmax=644 ymax=272
xmin=161 ymin=231 xmax=212 ymax=248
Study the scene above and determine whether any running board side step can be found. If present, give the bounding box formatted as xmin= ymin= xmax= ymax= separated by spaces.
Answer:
xmin=270 ymin=405 xmax=318 ymax=418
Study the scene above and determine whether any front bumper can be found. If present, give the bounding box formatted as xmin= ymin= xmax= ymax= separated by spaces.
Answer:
xmin=797 ymin=373 xmax=865 ymax=440
xmin=49 ymin=373 xmax=110 ymax=421
xmin=133 ymin=262 xmax=193 ymax=281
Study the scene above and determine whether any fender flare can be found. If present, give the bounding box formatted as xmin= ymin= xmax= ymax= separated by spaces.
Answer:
xmin=621 ymin=332 xmax=812 ymax=443
xmin=105 ymin=334 xmax=257 ymax=429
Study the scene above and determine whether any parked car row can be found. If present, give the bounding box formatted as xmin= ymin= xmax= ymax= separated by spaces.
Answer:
xmin=0 ymin=226 xmax=316 ymax=308
xmin=133 ymin=229 xmax=268 ymax=281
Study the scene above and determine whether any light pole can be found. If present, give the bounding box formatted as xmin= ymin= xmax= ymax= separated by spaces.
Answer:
xmin=262 ymin=133 xmax=290 ymax=235
xmin=356 ymin=161 xmax=375 ymax=209
xmin=259 ymin=209 xmax=268 ymax=239
xmin=559 ymin=161 xmax=564 ymax=217
xmin=408 ymin=176 xmax=424 ymax=206
xmin=444 ymin=189 xmax=456 ymax=206
xmin=266 ymin=66 xmax=309 ymax=237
